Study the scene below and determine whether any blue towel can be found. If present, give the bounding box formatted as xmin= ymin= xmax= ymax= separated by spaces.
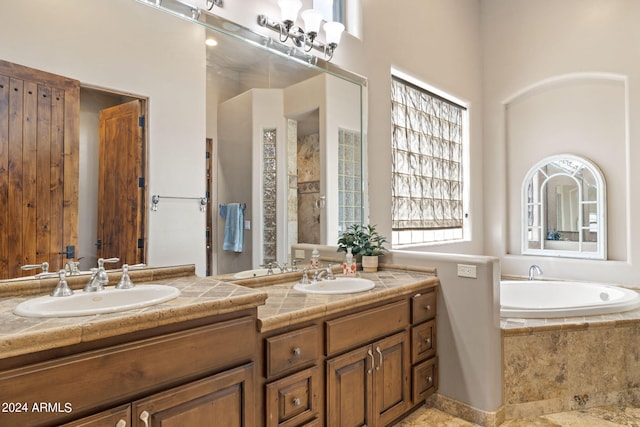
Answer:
xmin=220 ymin=203 xmax=244 ymax=252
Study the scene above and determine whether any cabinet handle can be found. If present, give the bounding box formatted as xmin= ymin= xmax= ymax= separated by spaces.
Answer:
xmin=292 ymin=347 xmax=301 ymax=356
xmin=424 ymin=304 xmax=431 ymax=311
xmin=375 ymin=346 xmax=383 ymax=371
xmin=292 ymin=398 xmax=301 ymax=407
xmin=116 ymin=420 xmax=127 ymax=427
xmin=427 ymin=376 xmax=433 ymax=384
xmin=140 ymin=410 xmax=150 ymax=427
xmin=425 ymin=337 xmax=432 ymax=346
xmin=367 ymin=349 xmax=374 ymax=374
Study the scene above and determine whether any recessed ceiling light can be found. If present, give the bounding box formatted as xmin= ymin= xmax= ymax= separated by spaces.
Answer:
xmin=205 ymin=38 xmax=218 ymax=47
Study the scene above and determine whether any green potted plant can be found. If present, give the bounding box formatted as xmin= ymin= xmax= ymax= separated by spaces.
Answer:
xmin=337 ymin=224 xmax=388 ymax=272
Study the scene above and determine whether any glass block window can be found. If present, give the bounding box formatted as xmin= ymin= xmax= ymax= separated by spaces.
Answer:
xmin=263 ymin=129 xmax=277 ymax=264
xmin=338 ymin=128 xmax=362 ymax=235
xmin=391 ymin=75 xmax=466 ymax=245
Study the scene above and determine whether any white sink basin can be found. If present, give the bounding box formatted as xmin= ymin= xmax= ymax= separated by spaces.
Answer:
xmin=14 ymin=285 xmax=181 ymax=318
xmin=293 ymin=277 xmax=375 ymax=295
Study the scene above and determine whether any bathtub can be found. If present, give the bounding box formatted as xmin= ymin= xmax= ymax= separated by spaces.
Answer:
xmin=500 ymin=280 xmax=640 ymax=318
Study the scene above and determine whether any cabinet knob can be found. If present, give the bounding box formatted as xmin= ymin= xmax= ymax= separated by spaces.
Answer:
xmin=427 ymin=376 xmax=433 ymax=384
xmin=425 ymin=337 xmax=432 ymax=345
xmin=292 ymin=347 xmax=301 ymax=356
xmin=424 ymin=304 xmax=431 ymax=311
xmin=116 ymin=420 xmax=127 ymax=427
xmin=292 ymin=398 xmax=301 ymax=407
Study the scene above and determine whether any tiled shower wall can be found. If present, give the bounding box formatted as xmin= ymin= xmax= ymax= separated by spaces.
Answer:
xmin=297 ymin=132 xmax=320 ymax=244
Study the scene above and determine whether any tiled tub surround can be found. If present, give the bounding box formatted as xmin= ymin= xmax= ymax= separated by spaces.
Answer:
xmin=502 ymin=307 xmax=640 ymax=420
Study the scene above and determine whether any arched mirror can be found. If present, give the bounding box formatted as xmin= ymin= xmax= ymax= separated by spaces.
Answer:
xmin=522 ymin=154 xmax=606 ymax=259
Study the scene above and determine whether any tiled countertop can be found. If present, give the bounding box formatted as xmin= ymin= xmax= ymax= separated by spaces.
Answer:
xmin=254 ymin=268 xmax=439 ymax=332
xmin=0 ymin=264 xmax=439 ymax=359
xmin=0 ymin=268 xmax=267 ymax=360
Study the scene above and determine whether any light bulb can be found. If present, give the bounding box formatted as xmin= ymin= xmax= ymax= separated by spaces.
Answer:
xmin=301 ymin=9 xmax=323 ymax=36
xmin=278 ymin=0 xmax=302 ymax=24
xmin=323 ymin=21 xmax=345 ymax=46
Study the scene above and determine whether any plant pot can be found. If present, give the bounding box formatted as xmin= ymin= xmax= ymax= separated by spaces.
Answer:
xmin=361 ymin=255 xmax=379 ymax=273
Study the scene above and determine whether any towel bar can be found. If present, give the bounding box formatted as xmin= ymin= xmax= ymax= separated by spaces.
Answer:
xmin=151 ymin=194 xmax=208 ymax=212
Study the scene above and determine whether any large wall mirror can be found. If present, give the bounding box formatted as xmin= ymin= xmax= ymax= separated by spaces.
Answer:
xmin=522 ymin=154 xmax=606 ymax=259
xmin=0 ymin=0 xmax=367 ymax=283
xmin=148 ymin=1 xmax=367 ymax=276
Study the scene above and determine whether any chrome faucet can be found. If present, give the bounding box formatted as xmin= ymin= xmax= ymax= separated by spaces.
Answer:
xmin=528 ymin=265 xmax=542 ymax=281
xmin=84 ymin=257 xmax=119 ymax=292
xmin=65 ymin=260 xmax=80 ymax=276
xmin=312 ymin=265 xmax=335 ymax=282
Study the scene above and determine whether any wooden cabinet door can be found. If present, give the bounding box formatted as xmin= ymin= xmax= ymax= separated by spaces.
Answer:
xmin=131 ymin=363 xmax=255 ymax=427
xmin=374 ymin=332 xmax=411 ymax=426
xmin=326 ymin=345 xmax=374 ymax=427
xmin=0 ymin=59 xmax=79 ymax=279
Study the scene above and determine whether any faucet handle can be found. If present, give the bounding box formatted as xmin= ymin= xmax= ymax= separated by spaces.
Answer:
xmin=300 ymin=268 xmax=311 ymax=285
xmin=21 ymin=261 xmax=49 ymax=274
xmin=100 ymin=257 xmax=120 ymax=266
xmin=116 ymin=264 xmax=135 ymax=289
xmin=51 ymin=270 xmax=74 ymax=297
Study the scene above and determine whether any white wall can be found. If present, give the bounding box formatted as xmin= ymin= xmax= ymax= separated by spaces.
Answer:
xmin=482 ymin=0 xmax=640 ymax=286
xmin=0 ymin=0 xmax=207 ymax=274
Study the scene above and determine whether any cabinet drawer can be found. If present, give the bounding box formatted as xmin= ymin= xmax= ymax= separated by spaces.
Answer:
xmin=266 ymin=325 xmax=321 ymax=378
xmin=266 ymin=366 xmax=321 ymax=427
xmin=412 ymin=356 xmax=438 ymax=403
xmin=326 ymin=300 xmax=409 ymax=355
xmin=411 ymin=319 xmax=436 ymax=364
xmin=411 ymin=291 xmax=437 ymax=324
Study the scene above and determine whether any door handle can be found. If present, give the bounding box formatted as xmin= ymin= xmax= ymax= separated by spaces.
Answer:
xmin=58 ymin=245 xmax=75 ymax=259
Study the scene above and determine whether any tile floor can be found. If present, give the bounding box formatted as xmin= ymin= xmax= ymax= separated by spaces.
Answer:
xmin=394 ymin=404 xmax=640 ymax=426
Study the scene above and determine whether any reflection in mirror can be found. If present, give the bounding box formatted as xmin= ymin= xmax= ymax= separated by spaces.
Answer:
xmin=0 ymin=60 xmax=147 ymax=282
xmin=196 ymin=9 xmax=366 ymax=275
xmin=522 ymin=154 xmax=606 ymax=259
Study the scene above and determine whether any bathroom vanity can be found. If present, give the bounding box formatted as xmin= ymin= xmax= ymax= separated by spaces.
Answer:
xmin=0 ymin=265 xmax=438 ymax=426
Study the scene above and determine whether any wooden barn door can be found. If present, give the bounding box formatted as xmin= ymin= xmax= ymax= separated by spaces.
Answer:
xmin=97 ymin=100 xmax=144 ymax=267
xmin=0 ymin=60 xmax=79 ymax=279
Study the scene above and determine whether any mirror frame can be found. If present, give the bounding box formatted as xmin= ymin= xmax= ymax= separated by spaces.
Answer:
xmin=521 ymin=153 xmax=607 ymax=259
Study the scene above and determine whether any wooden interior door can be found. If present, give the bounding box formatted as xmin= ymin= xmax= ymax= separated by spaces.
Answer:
xmin=0 ymin=60 xmax=79 ymax=279
xmin=97 ymin=100 xmax=144 ymax=266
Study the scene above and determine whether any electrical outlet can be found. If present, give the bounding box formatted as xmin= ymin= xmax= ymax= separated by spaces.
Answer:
xmin=457 ymin=264 xmax=477 ymax=278
xmin=295 ymin=249 xmax=306 ymax=259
